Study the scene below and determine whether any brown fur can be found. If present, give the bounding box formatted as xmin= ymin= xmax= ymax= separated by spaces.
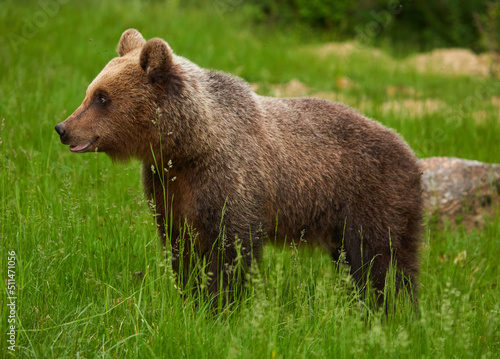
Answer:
xmin=55 ymin=29 xmax=423 ymax=300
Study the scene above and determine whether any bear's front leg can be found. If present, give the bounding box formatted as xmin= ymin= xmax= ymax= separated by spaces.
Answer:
xmin=200 ymin=224 xmax=263 ymax=305
xmin=142 ymin=163 xmax=196 ymax=288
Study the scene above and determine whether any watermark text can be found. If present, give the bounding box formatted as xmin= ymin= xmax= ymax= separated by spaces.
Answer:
xmin=6 ymin=250 xmax=16 ymax=353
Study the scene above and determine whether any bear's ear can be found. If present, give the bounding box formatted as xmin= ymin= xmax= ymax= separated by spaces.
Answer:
xmin=139 ymin=38 xmax=173 ymax=84
xmin=117 ymin=29 xmax=146 ymax=57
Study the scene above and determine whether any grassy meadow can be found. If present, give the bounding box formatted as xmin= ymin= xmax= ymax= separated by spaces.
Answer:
xmin=1 ymin=0 xmax=500 ymax=357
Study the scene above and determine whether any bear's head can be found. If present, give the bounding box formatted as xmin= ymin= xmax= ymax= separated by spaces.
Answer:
xmin=55 ymin=29 xmax=176 ymax=161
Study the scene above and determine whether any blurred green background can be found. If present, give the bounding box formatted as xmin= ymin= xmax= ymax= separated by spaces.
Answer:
xmin=233 ymin=0 xmax=500 ymax=53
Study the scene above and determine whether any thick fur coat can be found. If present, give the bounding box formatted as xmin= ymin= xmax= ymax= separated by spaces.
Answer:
xmin=55 ymin=29 xmax=423 ymax=299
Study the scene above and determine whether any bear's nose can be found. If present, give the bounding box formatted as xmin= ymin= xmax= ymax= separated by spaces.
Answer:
xmin=55 ymin=123 xmax=65 ymax=136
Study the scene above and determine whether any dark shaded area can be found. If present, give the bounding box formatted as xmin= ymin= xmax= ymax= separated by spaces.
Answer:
xmin=204 ymin=0 xmax=500 ymax=53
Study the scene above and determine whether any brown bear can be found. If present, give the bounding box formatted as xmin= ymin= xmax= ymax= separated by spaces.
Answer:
xmin=55 ymin=29 xmax=422 ymax=302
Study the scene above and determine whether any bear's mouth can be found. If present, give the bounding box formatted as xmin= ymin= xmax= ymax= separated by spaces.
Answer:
xmin=69 ymin=137 xmax=98 ymax=153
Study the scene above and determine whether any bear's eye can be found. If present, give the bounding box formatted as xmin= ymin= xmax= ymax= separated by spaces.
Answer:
xmin=95 ymin=93 xmax=108 ymax=106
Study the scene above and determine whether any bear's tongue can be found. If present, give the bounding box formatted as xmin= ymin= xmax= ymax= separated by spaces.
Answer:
xmin=70 ymin=142 xmax=91 ymax=152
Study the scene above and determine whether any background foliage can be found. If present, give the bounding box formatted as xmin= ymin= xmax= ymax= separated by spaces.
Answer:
xmin=241 ymin=0 xmax=500 ymax=52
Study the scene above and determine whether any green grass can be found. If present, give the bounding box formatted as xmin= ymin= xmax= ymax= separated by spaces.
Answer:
xmin=1 ymin=0 xmax=500 ymax=357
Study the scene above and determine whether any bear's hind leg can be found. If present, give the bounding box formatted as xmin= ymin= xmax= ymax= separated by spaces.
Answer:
xmin=341 ymin=227 xmax=392 ymax=303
